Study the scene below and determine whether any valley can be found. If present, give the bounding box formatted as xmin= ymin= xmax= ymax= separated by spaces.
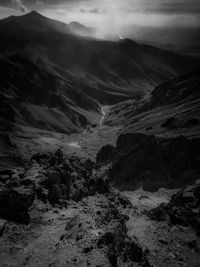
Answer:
xmin=0 ymin=11 xmax=200 ymax=267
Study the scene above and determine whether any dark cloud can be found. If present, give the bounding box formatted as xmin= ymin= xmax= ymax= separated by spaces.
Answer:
xmin=1 ymin=0 xmax=200 ymax=14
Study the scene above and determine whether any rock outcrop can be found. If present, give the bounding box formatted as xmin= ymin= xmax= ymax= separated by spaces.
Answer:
xmin=99 ymin=133 xmax=200 ymax=191
xmin=148 ymin=180 xmax=200 ymax=237
xmin=0 ymin=149 xmax=111 ymax=224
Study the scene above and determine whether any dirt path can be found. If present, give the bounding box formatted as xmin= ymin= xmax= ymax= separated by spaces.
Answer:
xmin=99 ymin=106 xmax=108 ymax=127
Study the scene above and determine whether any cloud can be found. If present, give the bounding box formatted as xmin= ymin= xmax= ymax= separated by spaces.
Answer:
xmin=80 ymin=7 xmax=106 ymax=14
xmin=11 ymin=0 xmax=28 ymax=12
xmin=56 ymin=8 xmax=67 ymax=15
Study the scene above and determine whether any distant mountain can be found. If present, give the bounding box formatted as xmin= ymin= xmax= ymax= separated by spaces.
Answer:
xmin=0 ymin=11 xmax=199 ymax=102
xmin=67 ymin=21 xmax=95 ymax=37
xmin=0 ymin=11 xmax=94 ymax=37
xmin=122 ymin=24 xmax=200 ymax=57
xmin=106 ymin=71 xmax=200 ymax=139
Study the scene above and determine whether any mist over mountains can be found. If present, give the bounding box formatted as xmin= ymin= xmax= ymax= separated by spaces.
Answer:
xmin=0 ymin=11 xmax=199 ymax=136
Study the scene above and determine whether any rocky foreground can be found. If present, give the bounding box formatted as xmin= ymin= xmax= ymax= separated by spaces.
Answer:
xmin=0 ymin=149 xmax=200 ymax=267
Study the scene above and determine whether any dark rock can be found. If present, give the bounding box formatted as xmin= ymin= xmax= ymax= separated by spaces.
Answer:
xmin=193 ymin=184 xmax=200 ymax=200
xmin=96 ymin=145 xmax=116 ymax=164
xmin=84 ymin=159 xmax=95 ymax=173
xmin=97 ymin=219 xmax=126 ymax=257
xmin=44 ymin=170 xmax=62 ymax=187
xmin=59 ymin=183 xmax=68 ymax=198
xmin=58 ymin=169 xmax=71 ymax=188
xmin=175 ymin=191 xmax=196 ymax=205
xmin=70 ymin=179 xmax=88 ymax=202
xmin=36 ymin=187 xmax=49 ymax=203
xmin=117 ymin=195 xmax=132 ymax=209
xmin=149 ymin=181 xmax=200 ymax=232
xmin=108 ymin=133 xmax=200 ymax=191
xmin=54 ymin=149 xmax=64 ymax=162
xmin=82 ymin=246 xmax=93 ymax=254
xmin=148 ymin=203 xmax=170 ymax=222
xmin=0 ymin=219 xmax=6 ymax=237
xmin=126 ymin=240 xmax=143 ymax=262
xmin=97 ymin=232 xmax=115 ymax=247
xmin=0 ymin=186 xmax=35 ymax=224
xmin=48 ymin=185 xmax=62 ymax=204
xmin=95 ymin=177 xmax=110 ymax=194
xmin=108 ymin=252 xmax=118 ymax=267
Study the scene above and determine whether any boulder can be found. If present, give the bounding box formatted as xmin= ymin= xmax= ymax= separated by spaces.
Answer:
xmin=70 ymin=180 xmax=88 ymax=202
xmin=126 ymin=240 xmax=143 ymax=262
xmin=96 ymin=145 xmax=116 ymax=164
xmin=0 ymin=186 xmax=35 ymax=224
xmin=149 ymin=181 xmax=200 ymax=235
xmin=43 ymin=170 xmax=62 ymax=187
xmin=97 ymin=219 xmax=127 ymax=256
xmin=95 ymin=176 xmax=110 ymax=194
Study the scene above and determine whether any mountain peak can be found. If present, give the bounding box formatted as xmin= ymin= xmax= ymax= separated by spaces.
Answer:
xmin=23 ymin=10 xmax=45 ymax=19
xmin=28 ymin=10 xmax=42 ymax=16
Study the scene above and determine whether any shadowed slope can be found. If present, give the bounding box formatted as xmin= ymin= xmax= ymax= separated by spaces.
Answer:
xmin=0 ymin=12 xmax=199 ymax=101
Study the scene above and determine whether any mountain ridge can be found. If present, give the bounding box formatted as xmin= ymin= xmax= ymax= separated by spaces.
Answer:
xmin=0 ymin=11 xmax=199 ymax=101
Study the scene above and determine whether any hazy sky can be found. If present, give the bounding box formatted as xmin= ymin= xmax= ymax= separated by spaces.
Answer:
xmin=0 ymin=0 xmax=200 ymax=34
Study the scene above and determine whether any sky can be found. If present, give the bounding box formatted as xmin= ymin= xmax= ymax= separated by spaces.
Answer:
xmin=0 ymin=0 xmax=200 ymax=36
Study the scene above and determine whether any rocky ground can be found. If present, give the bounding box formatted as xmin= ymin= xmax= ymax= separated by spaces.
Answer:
xmin=0 ymin=148 xmax=200 ymax=267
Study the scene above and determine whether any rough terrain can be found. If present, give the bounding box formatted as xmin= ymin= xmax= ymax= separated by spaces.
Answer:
xmin=0 ymin=11 xmax=200 ymax=267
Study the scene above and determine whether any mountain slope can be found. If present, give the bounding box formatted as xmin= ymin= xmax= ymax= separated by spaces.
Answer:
xmin=0 ymin=11 xmax=93 ymax=36
xmin=106 ymin=71 xmax=200 ymax=138
xmin=0 ymin=12 xmax=199 ymax=102
xmin=95 ymin=71 xmax=200 ymax=191
xmin=0 ymin=55 xmax=99 ymax=134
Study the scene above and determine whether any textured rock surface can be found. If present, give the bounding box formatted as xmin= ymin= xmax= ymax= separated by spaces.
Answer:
xmin=149 ymin=181 xmax=200 ymax=236
xmin=104 ymin=133 xmax=200 ymax=191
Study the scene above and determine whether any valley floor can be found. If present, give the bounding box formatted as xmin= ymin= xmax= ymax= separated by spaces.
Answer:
xmin=0 ymin=105 xmax=119 ymax=169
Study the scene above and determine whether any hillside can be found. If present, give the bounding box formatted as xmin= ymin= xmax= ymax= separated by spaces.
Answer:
xmin=95 ymin=71 xmax=200 ymax=191
xmin=106 ymin=71 xmax=200 ymax=138
xmin=0 ymin=11 xmax=199 ymax=101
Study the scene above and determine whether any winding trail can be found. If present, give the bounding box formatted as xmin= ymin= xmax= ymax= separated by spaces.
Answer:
xmin=67 ymin=105 xmax=109 ymax=149
xmin=99 ymin=106 xmax=107 ymax=127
